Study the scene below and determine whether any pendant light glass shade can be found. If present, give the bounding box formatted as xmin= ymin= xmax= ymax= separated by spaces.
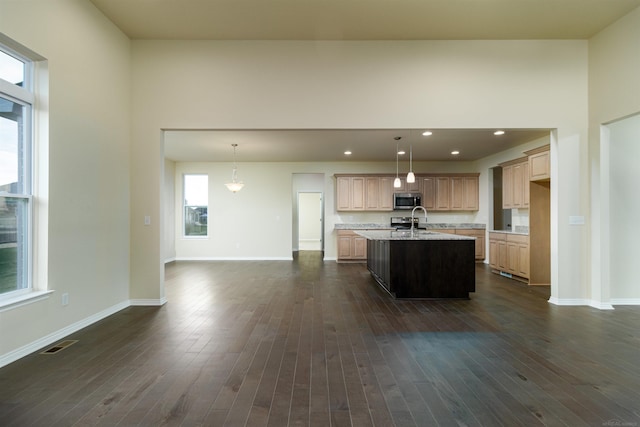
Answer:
xmin=225 ymin=144 xmax=244 ymax=192
xmin=406 ymin=144 xmax=415 ymax=183
xmin=406 ymin=171 xmax=415 ymax=183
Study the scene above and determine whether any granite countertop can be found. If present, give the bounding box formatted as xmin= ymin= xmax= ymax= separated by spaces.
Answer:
xmin=489 ymin=228 xmax=529 ymax=236
xmin=355 ymin=230 xmax=476 ymax=241
xmin=334 ymin=223 xmax=395 ymax=230
xmin=335 ymin=223 xmax=486 ymax=230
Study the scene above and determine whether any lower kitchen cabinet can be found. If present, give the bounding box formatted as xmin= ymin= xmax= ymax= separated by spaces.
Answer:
xmin=489 ymin=232 xmax=529 ymax=281
xmin=337 ymin=230 xmax=368 ymax=261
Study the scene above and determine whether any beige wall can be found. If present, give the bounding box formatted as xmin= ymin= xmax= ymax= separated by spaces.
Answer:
xmin=136 ymin=39 xmax=588 ymax=303
xmin=589 ymin=6 xmax=640 ymax=307
xmin=164 ymin=158 xmax=176 ymax=262
xmin=0 ymin=0 xmax=131 ymax=363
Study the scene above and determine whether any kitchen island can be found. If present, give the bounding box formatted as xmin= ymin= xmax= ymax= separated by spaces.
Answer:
xmin=357 ymin=230 xmax=476 ymax=299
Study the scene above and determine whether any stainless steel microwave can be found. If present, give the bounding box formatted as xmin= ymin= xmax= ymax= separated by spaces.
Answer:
xmin=393 ymin=192 xmax=422 ymax=210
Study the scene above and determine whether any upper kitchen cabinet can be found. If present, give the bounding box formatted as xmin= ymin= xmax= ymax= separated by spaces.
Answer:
xmin=336 ymin=173 xmax=479 ymax=212
xmin=336 ymin=176 xmax=366 ymax=211
xmin=451 ymin=176 xmax=479 ymax=211
xmin=420 ymin=177 xmax=450 ymax=210
xmin=365 ymin=176 xmax=394 ymax=211
xmin=393 ymin=176 xmax=422 ymax=193
xmin=336 ymin=175 xmax=392 ymax=211
xmin=525 ymin=145 xmax=550 ymax=181
xmin=500 ymin=158 xmax=529 ymax=209
xmin=422 ymin=175 xmax=479 ymax=211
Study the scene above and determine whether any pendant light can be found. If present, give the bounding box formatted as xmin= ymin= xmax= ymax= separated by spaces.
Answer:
xmin=225 ymin=143 xmax=244 ymax=193
xmin=406 ymin=143 xmax=415 ymax=183
xmin=393 ymin=137 xmax=401 ymax=188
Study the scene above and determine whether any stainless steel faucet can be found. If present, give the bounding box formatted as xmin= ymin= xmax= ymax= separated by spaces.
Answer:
xmin=411 ymin=205 xmax=428 ymax=232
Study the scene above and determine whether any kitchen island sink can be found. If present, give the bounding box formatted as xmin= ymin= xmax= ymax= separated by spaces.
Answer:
xmin=357 ymin=230 xmax=476 ymax=299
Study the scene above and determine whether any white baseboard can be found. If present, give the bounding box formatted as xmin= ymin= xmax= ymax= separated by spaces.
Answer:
xmin=164 ymin=257 xmax=176 ymax=264
xmin=588 ymin=301 xmax=615 ymax=310
xmin=548 ymin=297 xmax=586 ymax=306
xmin=611 ymin=298 xmax=640 ymax=306
xmin=0 ymin=300 xmax=130 ymax=369
xmin=175 ymin=256 xmax=293 ymax=261
xmin=130 ymin=297 xmax=167 ymax=306
xmin=548 ymin=297 xmax=615 ymax=310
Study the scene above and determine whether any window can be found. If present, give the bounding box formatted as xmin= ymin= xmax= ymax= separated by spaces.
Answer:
xmin=183 ymin=174 xmax=208 ymax=237
xmin=0 ymin=45 xmax=33 ymax=298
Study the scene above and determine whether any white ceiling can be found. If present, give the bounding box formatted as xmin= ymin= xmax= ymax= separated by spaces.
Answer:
xmin=90 ymin=0 xmax=640 ymax=41
xmin=89 ymin=0 xmax=636 ymax=162
xmin=163 ymin=129 xmax=550 ymax=162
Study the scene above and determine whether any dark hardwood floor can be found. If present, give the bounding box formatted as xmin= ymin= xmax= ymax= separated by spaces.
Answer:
xmin=1 ymin=252 xmax=639 ymax=426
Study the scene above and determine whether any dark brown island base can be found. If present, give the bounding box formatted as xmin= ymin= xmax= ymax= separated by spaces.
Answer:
xmin=357 ymin=230 xmax=476 ymax=299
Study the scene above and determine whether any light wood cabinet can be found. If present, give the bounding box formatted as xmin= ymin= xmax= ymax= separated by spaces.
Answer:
xmin=500 ymin=158 xmax=529 ymax=209
xmin=525 ymin=145 xmax=550 ymax=181
xmin=365 ymin=177 xmax=394 ymax=211
xmin=451 ymin=176 xmax=479 ymax=211
xmin=489 ymin=232 xmax=529 ymax=280
xmin=337 ymin=230 xmax=368 ymax=261
xmin=421 ymin=177 xmax=436 ymax=210
xmin=365 ymin=177 xmax=380 ymax=210
xmin=337 ymin=175 xmax=394 ymax=212
xmin=434 ymin=177 xmax=451 ymax=210
xmin=489 ymin=232 xmax=506 ymax=270
xmin=393 ymin=176 xmax=422 ymax=193
xmin=335 ymin=176 xmax=367 ymax=211
xmin=502 ymin=165 xmax=513 ymax=208
xmin=379 ymin=177 xmax=394 ymax=210
xmin=336 ymin=173 xmax=479 ymax=212
xmin=426 ymin=176 xmax=479 ymax=211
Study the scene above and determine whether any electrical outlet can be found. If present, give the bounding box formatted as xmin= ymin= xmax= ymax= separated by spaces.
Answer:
xmin=61 ymin=293 xmax=69 ymax=306
xmin=569 ymin=215 xmax=585 ymax=225
xmin=144 ymin=216 xmax=151 ymax=226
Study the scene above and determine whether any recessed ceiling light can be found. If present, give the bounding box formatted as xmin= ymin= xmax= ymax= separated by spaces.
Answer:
xmin=494 ymin=130 xmax=505 ymax=135
xmin=344 ymin=151 xmax=352 ymax=155
xmin=451 ymin=150 xmax=460 ymax=155
xmin=398 ymin=150 xmax=406 ymax=155
xmin=422 ymin=131 xmax=433 ymax=136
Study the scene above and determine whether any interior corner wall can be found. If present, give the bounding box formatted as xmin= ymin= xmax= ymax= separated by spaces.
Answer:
xmin=588 ymin=6 xmax=640 ymax=306
xmin=608 ymin=114 xmax=640 ymax=302
xmin=0 ymin=0 xmax=131 ymax=365
xmin=164 ymin=158 xmax=176 ymax=263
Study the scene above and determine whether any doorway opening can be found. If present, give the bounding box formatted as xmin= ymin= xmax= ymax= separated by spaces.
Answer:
xmin=292 ymin=173 xmax=325 ymax=257
xmin=491 ymin=166 xmax=511 ymax=231
xmin=298 ymin=192 xmax=323 ymax=251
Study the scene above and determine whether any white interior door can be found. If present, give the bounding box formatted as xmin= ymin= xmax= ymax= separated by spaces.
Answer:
xmin=298 ymin=192 xmax=322 ymax=251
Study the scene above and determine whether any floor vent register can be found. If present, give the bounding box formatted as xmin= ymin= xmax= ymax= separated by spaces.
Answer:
xmin=40 ymin=340 xmax=78 ymax=354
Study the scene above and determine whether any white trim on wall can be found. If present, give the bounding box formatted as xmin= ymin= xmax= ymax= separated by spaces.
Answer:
xmin=610 ymin=299 xmax=640 ymax=306
xmin=175 ymin=257 xmax=293 ymax=261
xmin=130 ymin=298 xmax=168 ymax=306
xmin=0 ymin=300 xmax=130 ymax=369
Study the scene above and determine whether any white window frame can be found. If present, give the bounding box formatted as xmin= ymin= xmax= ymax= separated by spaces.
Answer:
xmin=0 ymin=36 xmax=52 ymax=310
xmin=182 ymin=174 xmax=209 ymax=239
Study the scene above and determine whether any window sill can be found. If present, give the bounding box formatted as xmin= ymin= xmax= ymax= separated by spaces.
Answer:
xmin=0 ymin=290 xmax=54 ymax=313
